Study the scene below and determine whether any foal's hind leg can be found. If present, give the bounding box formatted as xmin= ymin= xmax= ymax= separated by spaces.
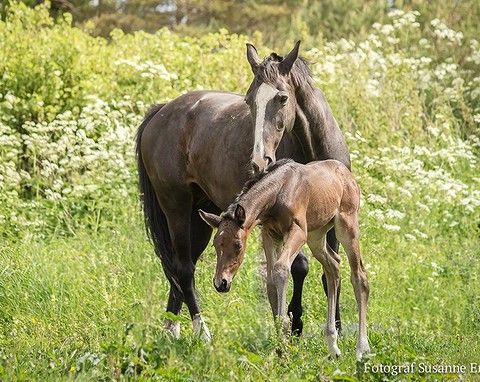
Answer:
xmin=335 ymin=212 xmax=370 ymax=360
xmin=323 ymin=229 xmax=342 ymax=333
xmin=308 ymin=229 xmax=341 ymax=358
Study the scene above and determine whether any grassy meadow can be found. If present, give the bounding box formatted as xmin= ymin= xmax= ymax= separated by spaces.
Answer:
xmin=1 ymin=2 xmax=479 ymax=381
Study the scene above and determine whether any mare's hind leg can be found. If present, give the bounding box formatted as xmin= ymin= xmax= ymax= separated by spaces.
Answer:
xmin=308 ymin=228 xmax=341 ymax=358
xmin=288 ymin=251 xmax=308 ymax=335
xmin=162 ymin=195 xmax=211 ymax=342
xmin=323 ymin=229 xmax=342 ymax=333
xmin=164 ymin=284 xmax=182 ymax=338
xmin=164 ymin=203 xmax=216 ymax=339
xmin=189 ymin=204 xmax=218 ymax=341
xmin=335 ymin=212 xmax=370 ymax=360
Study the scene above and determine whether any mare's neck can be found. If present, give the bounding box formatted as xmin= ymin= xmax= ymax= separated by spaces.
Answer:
xmin=291 ymin=84 xmax=351 ymax=167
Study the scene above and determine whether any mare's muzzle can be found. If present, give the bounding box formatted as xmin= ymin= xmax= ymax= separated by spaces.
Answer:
xmin=251 ymin=155 xmax=273 ymax=174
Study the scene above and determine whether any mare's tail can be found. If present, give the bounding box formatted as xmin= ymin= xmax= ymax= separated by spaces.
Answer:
xmin=136 ymin=104 xmax=179 ymax=290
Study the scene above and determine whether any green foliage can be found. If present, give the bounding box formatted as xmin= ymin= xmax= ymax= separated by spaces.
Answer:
xmin=0 ymin=2 xmax=479 ymax=380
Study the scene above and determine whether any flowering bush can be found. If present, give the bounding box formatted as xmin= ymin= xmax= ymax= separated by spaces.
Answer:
xmin=0 ymin=3 xmax=478 ymax=238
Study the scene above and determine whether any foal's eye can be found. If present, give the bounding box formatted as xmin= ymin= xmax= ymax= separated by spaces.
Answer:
xmin=234 ymin=242 xmax=242 ymax=252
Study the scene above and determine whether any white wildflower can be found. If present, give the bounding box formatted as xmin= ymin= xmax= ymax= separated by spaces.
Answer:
xmin=384 ymin=224 xmax=401 ymax=232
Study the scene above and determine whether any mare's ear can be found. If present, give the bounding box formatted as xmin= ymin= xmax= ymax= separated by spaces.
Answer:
xmin=246 ymin=43 xmax=261 ymax=73
xmin=199 ymin=209 xmax=221 ymax=228
xmin=234 ymin=204 xmax=246 ymax=227
xmin=279 ymin=40 xmax=301 ymax=75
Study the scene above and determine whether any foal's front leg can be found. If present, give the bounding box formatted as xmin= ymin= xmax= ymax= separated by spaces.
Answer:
xmin=272 ymin=224 xmax=306 ymax=334
xmin=262 ymin=231 xmax=278 ymax=317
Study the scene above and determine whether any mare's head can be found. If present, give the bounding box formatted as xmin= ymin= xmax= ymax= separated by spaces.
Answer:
xmin=198 ymin=205 xmax=249 ymax=293
xmin=245 ymin=41 xmax=303 ymax=173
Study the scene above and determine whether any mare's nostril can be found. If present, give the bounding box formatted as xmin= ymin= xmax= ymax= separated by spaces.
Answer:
xmin=264 ymin=156 xmax=273 ymax=165
xmin=214 ymin=278 xmax=229 ymax=292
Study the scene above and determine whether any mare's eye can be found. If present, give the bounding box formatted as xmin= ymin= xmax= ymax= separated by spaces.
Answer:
xmin=276 ymin=93 xmax=288 ymax=105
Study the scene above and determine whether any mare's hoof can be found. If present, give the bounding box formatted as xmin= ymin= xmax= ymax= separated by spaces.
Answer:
xmin=291 ymin=317 xmax=303 ymax=336
xmin=192 ymin=314 xmax=212 ymax=343
xmin=164 ymin=319 xmax=180 ymax=339
xmin=288 ymin=307 xmax=304 ymax=336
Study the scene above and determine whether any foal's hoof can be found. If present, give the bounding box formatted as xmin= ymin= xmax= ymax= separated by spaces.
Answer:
xmin=325 ymin=328 xmax=341 ymax=359
xmin=356 ymin=341 xmax=371 ymax=361
xmin=328 ymin=346 xmax=342 ymax=359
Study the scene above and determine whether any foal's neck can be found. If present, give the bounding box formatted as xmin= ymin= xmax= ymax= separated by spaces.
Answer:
xmin=237 ymin=174 xmax=284 ymax=230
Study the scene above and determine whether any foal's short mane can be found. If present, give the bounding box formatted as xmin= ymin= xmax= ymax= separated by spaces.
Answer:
xmin=257 ymin=53 xmax=314 ymax=88
xmin=222 ymin=159 xmax=294 ymax=221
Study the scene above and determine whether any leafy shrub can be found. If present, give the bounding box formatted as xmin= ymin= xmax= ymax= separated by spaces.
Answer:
xmin=0 ymin=3 xmax=478 ymax=239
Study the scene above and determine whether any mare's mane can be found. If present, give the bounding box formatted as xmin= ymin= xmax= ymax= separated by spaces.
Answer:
xmin=257 ymin=53 xmax=314 ymax=88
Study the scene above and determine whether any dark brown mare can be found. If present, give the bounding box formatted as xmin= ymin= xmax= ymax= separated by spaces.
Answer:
xmin=136 ymin=41 xmax=350 ymax=339
xmin=199 ymin=159 xmax=370 ymax=360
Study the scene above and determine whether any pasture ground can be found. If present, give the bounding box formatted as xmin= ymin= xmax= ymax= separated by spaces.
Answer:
xmin=1 ymin=202 xmax=479 ymax=381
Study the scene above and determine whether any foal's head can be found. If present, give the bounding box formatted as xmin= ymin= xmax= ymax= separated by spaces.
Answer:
xmin=244 ymin=41 xmax=302 ymax=173
xmin=199 ymin=205 xmax=249 ymax=293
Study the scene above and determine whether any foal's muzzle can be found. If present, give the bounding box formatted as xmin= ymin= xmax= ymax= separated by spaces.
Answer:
xmin=213 ymin=277 xmax=230 ymax=293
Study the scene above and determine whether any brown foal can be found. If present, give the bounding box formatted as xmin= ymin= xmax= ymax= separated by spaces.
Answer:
xmin=199 ymin=159 xmax=370 ymax=360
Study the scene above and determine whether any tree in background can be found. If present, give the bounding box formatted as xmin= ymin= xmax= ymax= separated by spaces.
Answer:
xmin=3 ymin=0 xmax=480 ymax=49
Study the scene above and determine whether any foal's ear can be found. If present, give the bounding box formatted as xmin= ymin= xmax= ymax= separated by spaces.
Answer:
xmin=199 ymin=210 xmax=221 ymax=228
xmin=246 ymin=43 xmax=261 ymax=73
xmin=234 ymin=204 xmax=246 ymax=227
xmin=279 ymin=40 xmax=301 ymax=75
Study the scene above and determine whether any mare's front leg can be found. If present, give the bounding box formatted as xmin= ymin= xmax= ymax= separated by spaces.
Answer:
xmin=288 ymin=251 xmax=309 ymax=335
xmin=273 ymin=224 xmax=306 ymax=334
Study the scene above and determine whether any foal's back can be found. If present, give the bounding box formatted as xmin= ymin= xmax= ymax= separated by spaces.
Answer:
xmin=276 ymin=160 xmax=359 ymax=232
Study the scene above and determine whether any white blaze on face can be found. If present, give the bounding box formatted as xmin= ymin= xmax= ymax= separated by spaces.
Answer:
xmin=253 ymin=83 xmax=278 ymax=169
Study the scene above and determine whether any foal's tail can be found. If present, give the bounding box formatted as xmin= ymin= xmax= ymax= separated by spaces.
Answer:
xmin=136 ymin=104 xmax=179 ymax=290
